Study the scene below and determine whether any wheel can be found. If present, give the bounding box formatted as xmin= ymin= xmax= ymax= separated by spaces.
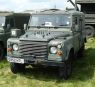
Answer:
xmin=77 ymin=44 xmax=85 ymax=58
xmin=58 ymin=53 xmax=72 ymax=80
xmin=10 ymin=63 xmax=19 ymax=74
xmin=10 ymin=63 xmax=25 ymax=74
xmin=85 ymin=25 xmax=95 ymax=37
xmin=0 ymin=44 xmax=4 ymax=60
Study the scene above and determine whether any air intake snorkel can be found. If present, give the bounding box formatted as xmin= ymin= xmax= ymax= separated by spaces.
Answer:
xmin=67 ymin=0 xmax=79 ymax=11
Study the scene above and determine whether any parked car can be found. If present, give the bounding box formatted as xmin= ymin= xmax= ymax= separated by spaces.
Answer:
xmin=0 ymin=12 xmax=30 ymax=59
xmin=7 ymin=9 xmax=86 ymax=79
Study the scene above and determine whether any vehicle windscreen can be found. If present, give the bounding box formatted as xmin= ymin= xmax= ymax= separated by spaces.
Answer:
xmin=29 ymin=14 xmax=71 ymax=28
xmin=0 ymin=16 xmax=5 ymax=27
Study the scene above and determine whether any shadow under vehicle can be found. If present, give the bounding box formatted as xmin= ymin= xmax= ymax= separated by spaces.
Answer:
xmin=0 ymin=12 xmax=30 ymax=59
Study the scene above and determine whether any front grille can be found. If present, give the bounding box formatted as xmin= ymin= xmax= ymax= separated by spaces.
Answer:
xmin=19 ymin=41 xmax=48 ymax=60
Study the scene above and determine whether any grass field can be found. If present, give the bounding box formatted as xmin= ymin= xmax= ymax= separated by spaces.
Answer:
xmin=0 ymin=38 xmax=95 ymax=87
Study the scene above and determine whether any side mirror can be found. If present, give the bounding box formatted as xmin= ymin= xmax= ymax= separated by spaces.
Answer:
xmin=24 ymin=24 xmax=27 ymax=30
xmin=7 ymin=24 xmax=10 ymax=29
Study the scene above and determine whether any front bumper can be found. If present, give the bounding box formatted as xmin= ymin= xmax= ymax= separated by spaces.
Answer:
xmin=7 ymin=56 xmax=64 ymax=67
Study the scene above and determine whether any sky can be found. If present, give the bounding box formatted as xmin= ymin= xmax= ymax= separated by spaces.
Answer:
xmin=0 ymin=0 xmax=75 ymax=12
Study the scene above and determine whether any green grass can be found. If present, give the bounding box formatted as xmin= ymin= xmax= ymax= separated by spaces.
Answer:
xmin=1 ymin=38 xmax=95 ymax=87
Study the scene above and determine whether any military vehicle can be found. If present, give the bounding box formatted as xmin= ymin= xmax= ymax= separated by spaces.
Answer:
xmin=76 ymin=0 xmax=95 ymax=37
xmin=0 ymin=12 xmax=30 ymax=59
xmin=7 ymin=9 xmax=86 ymax=79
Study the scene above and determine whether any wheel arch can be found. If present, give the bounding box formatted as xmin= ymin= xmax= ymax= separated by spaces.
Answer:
xmin=69 ymin=48 xmax=74 ymax=59
xmin=66 ymin=45 xmax=74 ymax=61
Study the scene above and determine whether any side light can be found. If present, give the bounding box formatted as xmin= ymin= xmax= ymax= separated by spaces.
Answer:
xmin=7 ymin=48 xmax=12 ymax=52
xmin=56 ymin=50 xmax=63 ymax=56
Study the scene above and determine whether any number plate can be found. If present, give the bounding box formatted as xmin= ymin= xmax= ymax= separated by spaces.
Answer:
xmin=7 ymin=57 xmax=24 ymax=64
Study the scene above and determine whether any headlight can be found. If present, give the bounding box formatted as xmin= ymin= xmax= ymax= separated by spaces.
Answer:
xmin=13 ymin=44 xmax=18 ymax=51
xmin=50 ymin=47 xmax=57 ymax=54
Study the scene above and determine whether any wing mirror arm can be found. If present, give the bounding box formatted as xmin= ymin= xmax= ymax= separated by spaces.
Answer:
xmin=7 ymin=24 xmax=11 ymax=29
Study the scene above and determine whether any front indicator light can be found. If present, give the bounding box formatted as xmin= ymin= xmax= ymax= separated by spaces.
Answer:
xmin=7 ymin=48 xmax=12 ymax=52
xmin=56 ymin=50 xmax=63 ymax=56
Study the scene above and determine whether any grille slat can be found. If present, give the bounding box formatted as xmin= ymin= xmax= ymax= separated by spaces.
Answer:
xmin=19 ymin=49 xmax=47 ymax=53
xmin=19 ymin=41 xmax=48 ymax=59
xmin=20 ymin=42 xmax=47 ymax=45
xmin=21 ymin=52 xmax=47 ymax=56
xmin=19 ymin=46 xmax=47 ymax=51
xmin=20 ymin=50 xmax=47 ymax=55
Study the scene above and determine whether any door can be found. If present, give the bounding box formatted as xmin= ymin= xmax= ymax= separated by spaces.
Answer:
xmin=72 ymin=16 xmax=80 ymax=52
xmin=79 ymin=16 xmax=84 ymax=47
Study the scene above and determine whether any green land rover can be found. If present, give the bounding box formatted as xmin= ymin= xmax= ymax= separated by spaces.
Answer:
xmin=7 ymin=9 xmax=86 ymax=79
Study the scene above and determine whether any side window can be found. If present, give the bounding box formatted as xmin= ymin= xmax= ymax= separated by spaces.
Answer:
xmin=73 ymin=17 xmax=79 ymax=31
xmin=75 ymin=17 xmax=78 ymax=25
xmin=79 ymin=17 xmax=83 ymax=30
xmin=73 ymin=17 xmax=78 ymax=25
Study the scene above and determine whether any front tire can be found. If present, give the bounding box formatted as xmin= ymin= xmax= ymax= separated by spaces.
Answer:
xmin=58 ymin=53 xmax=72 ymax=80
xmin=10 ymin=63 xmax=25 ymax=74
